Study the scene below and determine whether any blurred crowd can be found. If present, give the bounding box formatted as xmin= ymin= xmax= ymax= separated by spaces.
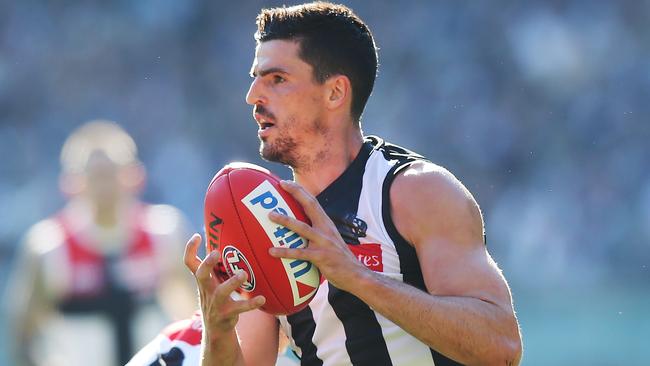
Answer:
xmin=0 ymin=1 xmax=648 ymax=362
xmin=4 ymin=0 xmax=647 ymax=282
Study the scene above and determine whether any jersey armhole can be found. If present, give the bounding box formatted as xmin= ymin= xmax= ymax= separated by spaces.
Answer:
xmin=380 ymin=160 xmax=429 ymax=291
xmin=380 ymin=161 xmax=417 ymax=248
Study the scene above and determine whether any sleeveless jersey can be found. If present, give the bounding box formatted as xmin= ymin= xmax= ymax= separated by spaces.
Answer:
xmin=54 ymin=206 xmax=159 ymax=365
xmin=56 ymin=206 xmax=158 ymax=300
xmin=20 ymin=202 xmax=188 ymax=366
xmin=278 ymin=136 xmax=463 ymax=366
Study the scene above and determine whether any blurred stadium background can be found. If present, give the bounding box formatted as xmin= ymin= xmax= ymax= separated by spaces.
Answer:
xmin=0 ymin=1 xmax=648 ymax=365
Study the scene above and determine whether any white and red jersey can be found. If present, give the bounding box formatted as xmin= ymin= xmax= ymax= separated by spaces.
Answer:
xmin=55 ymin=204 xmax=159 ymax=300
xmin=127 ymin=311 xmax=300 ymax=366
xmin=126 ymin=311 xmax=203 ymax=366
xmin=13 ymin=199 xmax=190 ymax=366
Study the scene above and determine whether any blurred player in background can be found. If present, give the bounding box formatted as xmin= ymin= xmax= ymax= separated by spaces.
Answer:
xmin=125 ymin=310 xmax=299 ymax=366
xmin=4 ymin=120 xmax=196 ymax=366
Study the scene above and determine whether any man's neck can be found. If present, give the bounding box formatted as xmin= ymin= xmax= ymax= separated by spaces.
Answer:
xmin=293 ymin=130 xmax=364 ymax=197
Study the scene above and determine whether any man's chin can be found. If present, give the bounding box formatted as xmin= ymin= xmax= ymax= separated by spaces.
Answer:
xmin=259 ymin=144 xmax=278 ymax=162
xmin=260 ymin=146 xmax=291 ymax=166
xmin=258 ymin=135 xmax=298 ymax=166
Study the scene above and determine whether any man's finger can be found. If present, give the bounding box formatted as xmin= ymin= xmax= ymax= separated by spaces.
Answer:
xmin=280 ymin=180 xmax=328 ymax=223
xmin=230 ymin=295 xmax=266 ymax=314
xmin=268 ymin=246 xmax=313 ymax=261
xmin=195 ymin=250 xmax=220 ymax=284
xmin=268 ymin=210 xmax=318 ymax=243
xmin=183 ymin=233 xmax=203 ymax=274
xmin=216 ymin=270 xmax=251 ymax=297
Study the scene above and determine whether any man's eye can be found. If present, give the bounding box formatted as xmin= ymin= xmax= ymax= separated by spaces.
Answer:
xmin=273 ymin=75 xmax=285 ymax=83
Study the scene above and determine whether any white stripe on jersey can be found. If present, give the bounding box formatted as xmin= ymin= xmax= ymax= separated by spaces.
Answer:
xmin=310 ymin=282 xmax=353 ymax=365
xmin=357 ymin=150 xmax=436 ymax=365
xmin=278 ymin=315 xmax=299 ymax=356
xmin=357 ymin=151 xmax=400 ymax=271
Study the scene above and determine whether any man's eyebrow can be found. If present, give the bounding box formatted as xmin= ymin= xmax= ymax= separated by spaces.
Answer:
xmin=250 ymin=67 xmax=289 ymax=78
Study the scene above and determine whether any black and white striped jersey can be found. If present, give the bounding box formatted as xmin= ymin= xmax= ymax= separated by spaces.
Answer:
xmin=278 ymin=136 xmax=463 ymax=366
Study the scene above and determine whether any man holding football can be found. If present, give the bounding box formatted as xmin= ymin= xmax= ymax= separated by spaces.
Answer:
xmin=185 ymin=2 xmax=522 ymax=365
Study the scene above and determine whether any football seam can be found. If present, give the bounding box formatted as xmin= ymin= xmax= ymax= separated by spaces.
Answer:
xmin=226 ymin=170 xmax=288 ymax=314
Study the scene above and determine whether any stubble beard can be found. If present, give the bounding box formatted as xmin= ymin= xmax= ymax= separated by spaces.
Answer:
xmin=260 ymin=133 xmax=300 ymax=167
xmin=259 ymin=116 xmax=329 ymax=172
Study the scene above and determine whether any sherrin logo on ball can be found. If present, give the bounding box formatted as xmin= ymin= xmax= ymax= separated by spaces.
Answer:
xmin=203 ymin=162 xmax=320 ymax=315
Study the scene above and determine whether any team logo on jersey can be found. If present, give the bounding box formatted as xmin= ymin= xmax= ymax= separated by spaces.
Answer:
xmin=243 ymin=180 xmax=319 ymax=305
xmin=334 ymin=212 xmax=368 ymax=242
xmin=222 ymin=246 xmax=255 ymax=292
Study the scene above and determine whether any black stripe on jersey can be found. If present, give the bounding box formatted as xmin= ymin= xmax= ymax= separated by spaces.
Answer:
xmin=379 ymin=140 xmax=465 ymax=366
xmin=430 ymin=352 xmax=466 ymax=366
xmin=328 ymin=284 xmax=392 ymax=366
xmin=58 ymin=256 xmax=138 ymax=366
xmin=287 ymin=307 xmax=323 ymax=366
xmin=319 ymin=139 xmax=392 ymax=365
xmin=288 ymin=140 xmax=390 ymax=365
xmin=316 ymin=141 xmax=373 ymax=245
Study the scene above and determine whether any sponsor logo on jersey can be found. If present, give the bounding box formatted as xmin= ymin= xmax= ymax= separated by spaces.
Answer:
xmin=243 ymin=180 xmax=319 ymax=305
xmin=222 ymin=245 xmax=255 ymax=292
xmin=347 ymin=243 xmax=383 ymax=272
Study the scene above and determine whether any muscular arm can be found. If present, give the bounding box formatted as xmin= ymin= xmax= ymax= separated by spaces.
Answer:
xmin=269 ymin=165 xmax=522 ymax=366
xmin=350 ymin=162 xmax=522 ymax=365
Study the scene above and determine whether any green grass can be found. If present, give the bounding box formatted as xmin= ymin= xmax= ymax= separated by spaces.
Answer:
xmin=513 ymin=283 xmax=650 ymax=365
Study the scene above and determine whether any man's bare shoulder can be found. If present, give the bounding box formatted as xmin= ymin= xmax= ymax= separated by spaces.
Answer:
xmin=390 ymin=160 xmax=484 ymax=248
xmin=23 ymin=217 xmax=66 ymax=256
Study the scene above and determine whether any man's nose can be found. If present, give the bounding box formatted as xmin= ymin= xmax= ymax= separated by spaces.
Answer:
xmin=246 ymin=78 xmax=265 ymax=106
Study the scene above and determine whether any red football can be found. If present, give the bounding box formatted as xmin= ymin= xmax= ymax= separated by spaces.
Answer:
xmin=203 ymin=162 xmax=320 ymax=315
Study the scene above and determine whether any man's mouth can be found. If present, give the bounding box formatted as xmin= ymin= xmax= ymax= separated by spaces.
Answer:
xmin=260 ymin=121 xmax=274 ymax=130
xmin=255 ymin=112 xmax=276 ymax=130
xmin=255 ymin=113 xmax=276 ymax=139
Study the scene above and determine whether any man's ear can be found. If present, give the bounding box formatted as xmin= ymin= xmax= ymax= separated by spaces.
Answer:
xmin=325 ymin=75 xmax=351 ymax=110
